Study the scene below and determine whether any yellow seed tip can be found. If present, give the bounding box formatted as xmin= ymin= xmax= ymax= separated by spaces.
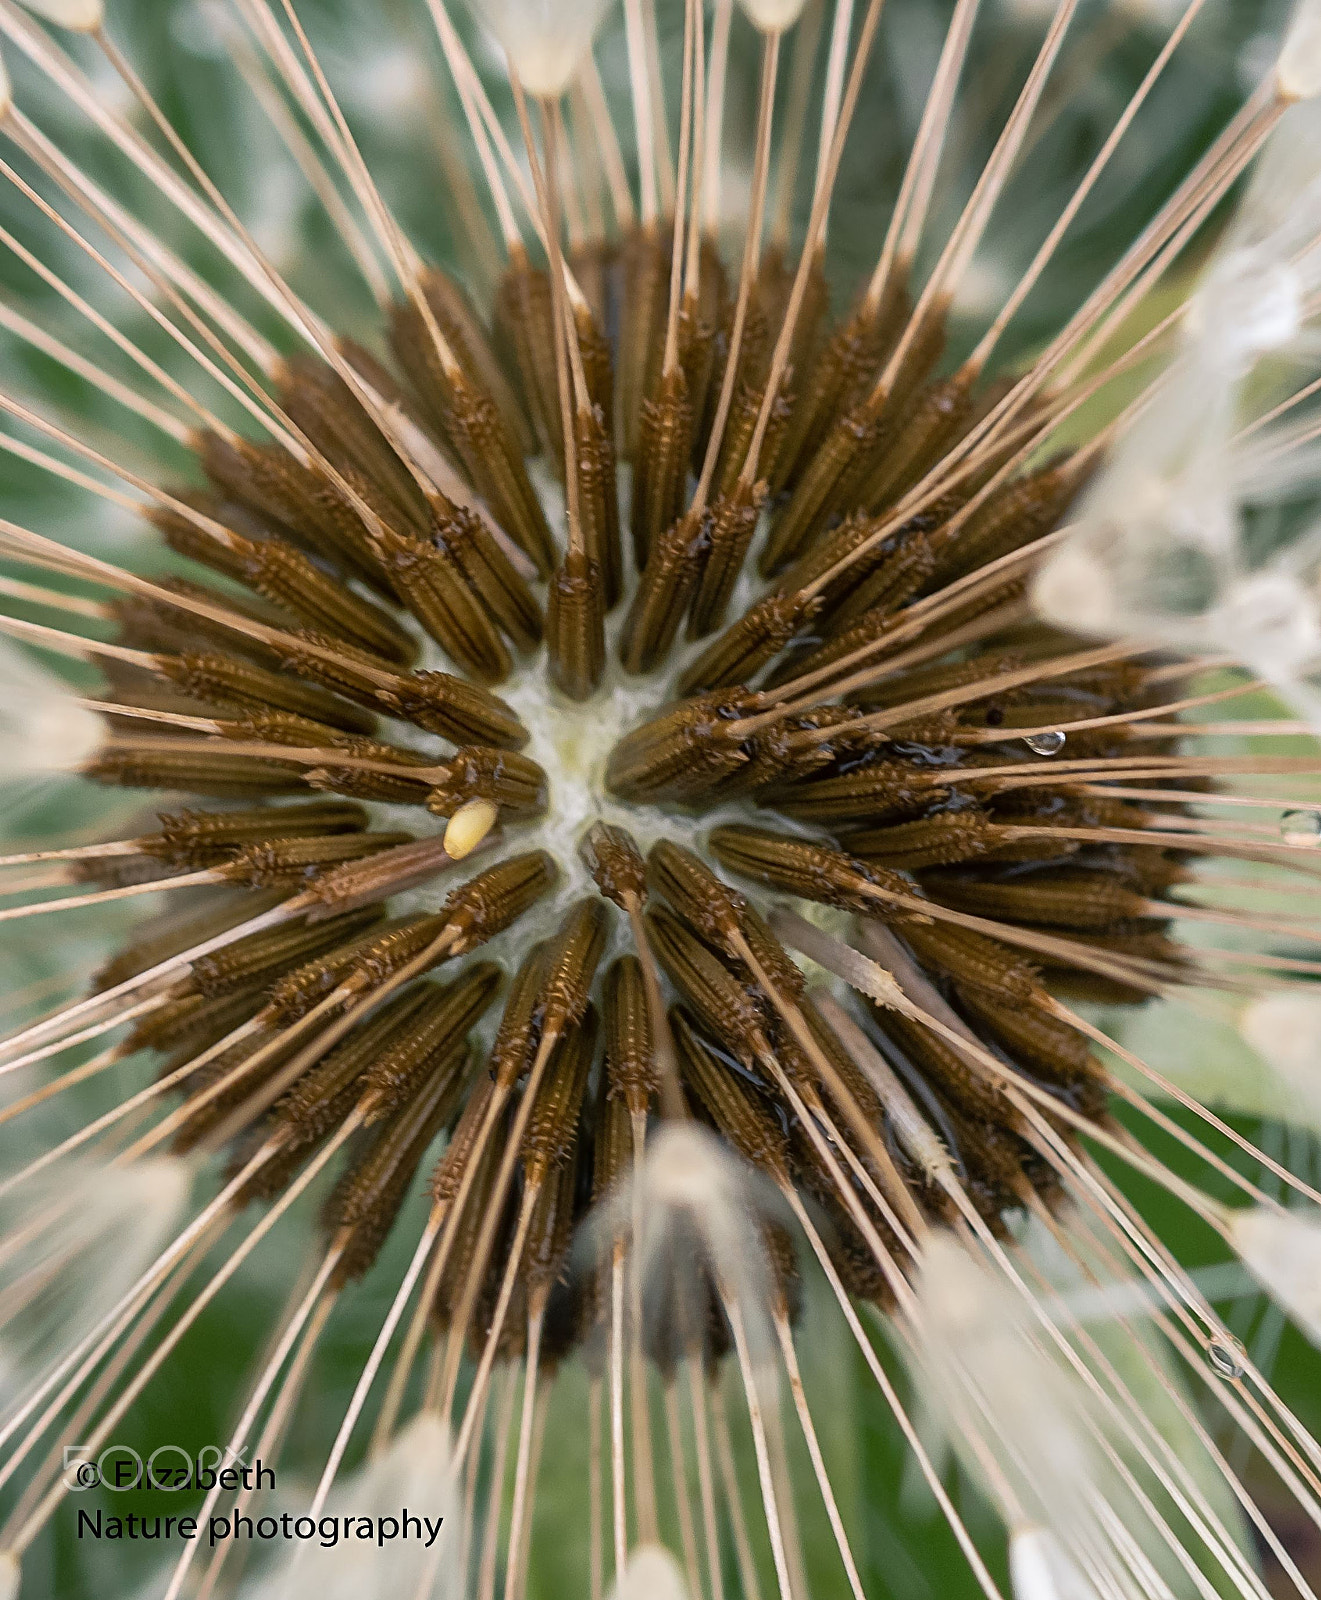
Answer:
xmin=444 ymin=799 xmax=499 ymax=860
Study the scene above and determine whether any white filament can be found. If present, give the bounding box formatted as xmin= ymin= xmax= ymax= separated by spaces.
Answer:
xmin=1229 ymin=1205 xmax=1321 ymax=1345
xmin=607 ymin=1544 xmax=692 ymax=1600
xmin=0 ymin=1552 xmax=18 ymax=1600
xmin=0 ymin=635 xmax=102 ymax=784
xmin=467 ymin=0 xmax=613 ymax=97
xmin=1034 ymin=92 xmax=1321 ymax=703
xmin=913 ymin=1232 xmax=1175 ymax=1600
xmin=16 ymin=0 xmax=103 ymax=29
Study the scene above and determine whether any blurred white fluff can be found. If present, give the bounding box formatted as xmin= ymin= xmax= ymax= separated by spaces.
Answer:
xmin=1033 ymin=91 xmax=1321 ymax=724
xmin=737 ymin=0 xmax=812 ymax=35
xmin=0 ymin=634 xmax=101 ymax=787
xmin=1237 ymin=991 xmax=1321 ymax=1120
xmin=1228 ymin=1206 xmax=1321 ymax=1345
xmin=607 ymin=1544 xmax=692 ymax=1600
xmin=249 ymin=1413 xmax=462 ymax=1599
xmin=467 ymin=0 xmax=612 ymax=97
xmin=913 ymin=1232 xmax=1176 ymax=1600
xmin=0 ymin=1158 xmax=190 ymax=1395
xmin=14 ymin=0 xmax=103 ymax=31
xmin=590 ymin=1122 xmax=781 ymax=1364
xmin=1010 ymin=1527 xmax=1099 ymax=1600
xmin=1279 ymin=0 xmax=1321 ymax=101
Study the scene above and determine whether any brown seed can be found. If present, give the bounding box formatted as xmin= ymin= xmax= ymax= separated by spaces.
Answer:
xmin=188 ymin=907 xmax=383 ymax=1000
xmin=605 ymin=690 xmax=755 ymax=803
xmin=602 ymin=956 xmax=659 ymax=1116
xmin=376 ymin=670 xmax=528 ymax=749
xmin=619 ymin=507 xmax=705 ymax=676
xmin=325 ymin=1046 xmax=467 ymax=1286
xmin=546 ymin=548 xmax=607 ymax=702
xmin=687 ymin=479 xmax=769 ymax=640
xmin=672 ymin=1008 xmax=790 ymax=1182
xmin=841 ymin=810 xmax=1001 ymax=871
xmin=575 ymin=404 xmax=623 ymax=609
xmin=708 ymin=824 xmax=910 ymax=917
xmin=141 ymin=802 xmax=368 ymax=870
xmin=647 ymin=839 xmax=745 ymax=949
xmin=850 ymin=372 xmax=976 ymax=514
xmin=439 ymin=851 xmax=559 ymax=954
xmin=632 ymin=364 xmax=693 ymax=570
xmin=223 ymin=831 xmax=414 ymax=890
xmin=489 ymin=943 xmax=552 ymax=1091
xmin=370 ymin=525 xmax=512 ymax=685
xmin=770 ymin=274 xmax=910 ymax=498
xmin=579 ymin=822 xmax=648 ymax=910
xmin=922 ymin=870 xmax=1149 ymax=932
xmin=431 ymin=499 xmax=543 ymax=653
xmin=360 ymin=964 xmax=504 ymax=1115
xmin=443 ymin=370 xmax=557 ymax=576
xmin=86 ymin=746 xmax=308 ymax=801
xmin=616 ymin=223 xmax=671 ymax=459
xmin=302 ymin=835 xmax=477 ymax=919
xmin=758 ymin=403 xmax=885 ymax=576
xmin=524 ymin=1004 xmax=597 ymax=1186
xmin=539 ymin=898 xmax=610 ymax=1037
xmin=645 ymin=906 xmax=767 ymax=1068
xmin=677 ymin=590 xmax=822 ymax=696
xmin=424 ymin=747 xmax=548 ymax=819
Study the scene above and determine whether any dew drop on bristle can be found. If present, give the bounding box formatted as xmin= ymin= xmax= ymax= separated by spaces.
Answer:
xmin=1207 ymin=1340 xmax=1246 ymax=1380
xmin=1280 ymin=808 xmax=1321 ymax=844
xmin=1023 ymin=730 xmax=1067 ymax=756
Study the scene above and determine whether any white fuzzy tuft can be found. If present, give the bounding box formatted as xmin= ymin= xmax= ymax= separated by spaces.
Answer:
xmin=1229 ymin=1206 xmax=1321 ymax=1344
xmin=607 ymin=1544 xmax=691 ymax=1600
xmin=0 ymin=636 xmax=102 ymax=783
xmin=250 ymin=1413 xmax=461 ymax=1598
xmin=1279 ymin=0 xmax=1321 ymax=100
xmin=0 ymin=1551 xmax=19 ymax=1600
xmin=0 ymin=1157 xmax=191 ymax=1396
xmin=468 ymin=0 xmax=612 ymax=97
xmin=1030 ymin=544 xmax=1120 ymax=638
xmin=590 ymin=1122 xmax=782 ymax=1364
xmin=1238 ymin=992 xmax=1321 ymax=1104
xmin=737 ymin=0 xmax=811 ymax=34
xmin=1009 ymin=1527 xmax=1097 ymax=1600
xmin=16 ymin=0 xmax=103 ymax=29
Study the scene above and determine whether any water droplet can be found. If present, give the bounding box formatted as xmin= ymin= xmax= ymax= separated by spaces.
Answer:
xmin=1280 ymin=809 xmax=1321 ymax=846
xmin=1023 ymin=730 xmax=1067 ymax=757
xmin=1206 ymin=1339 xmax=1245 ymax=1380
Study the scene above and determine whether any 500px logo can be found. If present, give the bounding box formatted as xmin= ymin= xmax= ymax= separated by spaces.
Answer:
xmin=61 ymin=1446 xmax=273 ymax=1494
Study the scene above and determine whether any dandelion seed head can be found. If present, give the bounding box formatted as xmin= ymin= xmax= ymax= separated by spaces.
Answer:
xmin=0 ymin=0 xmax=1319 ymax=1591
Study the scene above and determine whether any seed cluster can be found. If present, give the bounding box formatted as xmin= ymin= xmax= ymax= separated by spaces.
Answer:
xmin=50 ymin=227 xmax=1211 ymax=1359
